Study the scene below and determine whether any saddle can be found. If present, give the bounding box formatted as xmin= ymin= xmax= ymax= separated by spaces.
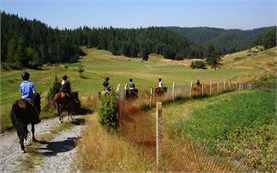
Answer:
xmin=18 ymin=98 xmax=34 ymax=109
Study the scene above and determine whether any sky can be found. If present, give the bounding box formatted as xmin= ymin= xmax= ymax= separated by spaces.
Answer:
xmin=1 ymin=0 xmax=277 ymax=30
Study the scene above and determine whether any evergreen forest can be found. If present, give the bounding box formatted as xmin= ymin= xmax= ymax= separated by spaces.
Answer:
xmin=1 ymin=12 xmax=276 ymax=70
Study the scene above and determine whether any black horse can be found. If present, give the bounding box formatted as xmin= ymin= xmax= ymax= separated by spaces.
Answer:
xmin=10 ymin=93 xmax=41 ymax=153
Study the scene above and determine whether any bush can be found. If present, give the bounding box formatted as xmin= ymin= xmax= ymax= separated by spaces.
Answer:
xmin=190 ymin=60 xmax=207 ymax=69
xmin=98 ymin=90 xmax=118 ymax=129
xmin=47 ymin=75 xmax=60 ymax=100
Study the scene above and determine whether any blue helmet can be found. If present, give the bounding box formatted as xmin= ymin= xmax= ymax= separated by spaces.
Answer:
xmin=21 ymin=72 xmax=30 ymax=80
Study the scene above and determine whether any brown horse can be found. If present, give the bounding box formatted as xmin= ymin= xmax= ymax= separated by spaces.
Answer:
xmin=43 ymin=91 xmax=79 ymax=123
xmin=10 ymin=93 xmax=41 ymax=153
xmin=125 ymin=89 xmax=138 ymax=101
xmin=154 ymin=87 xmax=168 ymax=97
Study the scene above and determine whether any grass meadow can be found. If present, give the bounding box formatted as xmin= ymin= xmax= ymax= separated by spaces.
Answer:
xmin=1 ymin=46 xmax=276 ymax=171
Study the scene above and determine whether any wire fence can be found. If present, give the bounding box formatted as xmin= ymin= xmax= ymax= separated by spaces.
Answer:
xmin=115 ymin=80 xmax=275 ymax=172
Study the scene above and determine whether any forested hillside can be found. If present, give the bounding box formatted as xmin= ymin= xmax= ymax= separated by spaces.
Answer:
xmin=1 ymin=12 xmax=203 ymax=70
xmin=168 ymin=26 xmax=276 ymax=54
xmin=2 ymin=12 xmax=275 ymax=70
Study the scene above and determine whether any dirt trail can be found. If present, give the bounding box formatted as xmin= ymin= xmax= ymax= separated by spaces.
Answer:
xmin=0 ymin=115 xmax=86 ymax=173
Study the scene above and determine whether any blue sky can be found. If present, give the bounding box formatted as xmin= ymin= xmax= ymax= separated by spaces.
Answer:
xmin=1 ymin=0 xmax=276 ymax=30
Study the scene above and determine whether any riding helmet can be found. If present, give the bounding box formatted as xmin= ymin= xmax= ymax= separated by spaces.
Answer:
xmin=62 ymin=75 xmax=68 ymax=80
xmin=21 ymin=72 xmax=30 ymax=80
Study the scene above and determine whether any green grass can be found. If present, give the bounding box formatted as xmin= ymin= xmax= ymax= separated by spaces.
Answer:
xmin=0 ymin=47 xmax=273 ymax=132
xmin=178 ymin=89 xmax=276 ymax=172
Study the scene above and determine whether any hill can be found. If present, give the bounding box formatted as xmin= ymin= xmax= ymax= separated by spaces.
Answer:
xmin=168 ymin=26 xmax=275 ymax=54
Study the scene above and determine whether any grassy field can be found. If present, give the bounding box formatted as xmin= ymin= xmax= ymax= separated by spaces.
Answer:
xmin=1 ymin=46 xmax=276 ymax=131
xmin=1 ymin=46 xmax=276 ymax=171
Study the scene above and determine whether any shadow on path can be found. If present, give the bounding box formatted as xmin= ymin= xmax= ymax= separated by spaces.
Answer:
xmin=37 ymin=137 xmax=80 ymax=156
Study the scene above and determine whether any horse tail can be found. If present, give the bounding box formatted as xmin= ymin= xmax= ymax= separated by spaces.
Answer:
xmin=10 ymin=102 xmax=28 ymax=140
xmin=42 ymin=93 xmax=60 ymax=112
xmin=42 ymin=100 xmax=55 ymax=112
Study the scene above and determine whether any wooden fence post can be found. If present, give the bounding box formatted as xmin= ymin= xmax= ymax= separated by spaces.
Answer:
xmin=217 ymin=82 xmax=220 ymax=94
xmin=150 ymin=88 xmax=153 ymax=108
xmin=202 ymin=83 xmax=204 ymax=96
xmin=172 ymin=82 xmax=175 ymax=101
xmin=190 ymin=81 xmax=193 ymax=97
xmin=210 ymin=82 xmax=212 ymax=95
xmin=156 ymin=102 xmax=163 ymax=170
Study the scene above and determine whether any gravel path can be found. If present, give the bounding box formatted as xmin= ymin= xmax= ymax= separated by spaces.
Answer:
xmin=0 ymin=115 xmax=86 ymax=173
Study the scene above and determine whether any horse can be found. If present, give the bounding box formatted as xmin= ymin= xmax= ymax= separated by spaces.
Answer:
xmin=10 ymin=92 xmax=41 ymax=153
xmin=154 ymin=87 xmax=168 ymax=97
xmin=125 ymin=89 xmax=138 ymax=101
xmin=43 ymin=91 xmax=79 ymax=123
xmin=193 ymin=84 xmax=202 ymax=91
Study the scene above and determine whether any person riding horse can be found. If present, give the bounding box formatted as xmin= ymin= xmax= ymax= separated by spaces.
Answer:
xmin=125 ymin=79 xmax=138 ymax=100
xmin=154 ymin=78 xmax=167 ymax=97
xmin=60 ymin=74 xmax=74 ymax=102
xmin=103 ymin=77 xmax=111 ymax=93
xmin=195 ymin=79 xmax=201 ymax=90
xmin=20 ymin=72 xmax=40 ymax=124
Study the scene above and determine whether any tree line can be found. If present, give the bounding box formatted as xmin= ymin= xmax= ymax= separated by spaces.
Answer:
xmin=1 ymin=12 xmax=276 ymax=70
xmin=169 ymin=26 xmax=276 ymax=54
xmin=1 ymin=12 xmax=204 ymax=70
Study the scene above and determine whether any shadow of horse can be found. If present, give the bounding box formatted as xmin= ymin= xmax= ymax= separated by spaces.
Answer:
xmin=125 ymin=89 xmax=138 ymax=101
xmin=43 ymin=91 xmax=79 ymax=123
xmin=10 ymin=93 xmax=41 ymax=153
xmin=154 ymin=87 xmax=168 ymax=97
xmin=37 ymin=137 xmax=80 ymax=156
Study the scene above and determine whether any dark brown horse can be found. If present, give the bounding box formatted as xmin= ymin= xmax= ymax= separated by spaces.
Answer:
xmin=10 ymin=93 xmax=41 ymax=153
xmin=43 ymin=91 xmax=79 ymax=123
xmin=154 ymin=87 xmax=168 ymax=97
xmin=125 ymin=89 xmax=138 ymax=101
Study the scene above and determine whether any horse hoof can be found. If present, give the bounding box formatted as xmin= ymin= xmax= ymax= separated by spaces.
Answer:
xmin=33 ymin=138 xmax=37 ymax=142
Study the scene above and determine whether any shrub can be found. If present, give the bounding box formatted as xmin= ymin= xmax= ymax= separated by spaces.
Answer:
xmin=98 ymin=90 xmax=118 ymax=129
xmin=47 ymin=75 xmax=60 ymax=100
xmin=190 ymin=60 xmax=207 ymax=69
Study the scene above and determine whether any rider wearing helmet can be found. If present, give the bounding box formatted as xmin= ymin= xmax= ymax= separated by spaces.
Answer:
xmin=158 ymin=78 xmax=163 ymax=88
xmin=103 ymin=77 xmax=111 ymax=92
xmin=129 ymin=78 xmax=135 ymax=90
xmin=20 ymin=71 xmax=40 ymax=123
xmin=60 ymin=75 xmax=71 ymax=93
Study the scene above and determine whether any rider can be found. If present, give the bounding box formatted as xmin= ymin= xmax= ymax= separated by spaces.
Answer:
xmin=196 ymin=79 xmax=201 ymax=89
xmin=20 ymin=72 xmax=40 ymax=123
xmin=103 ymin=77 xmax=111 ymax=92
xmin=129 ymin=78 xmax=135 ymax=90
xmin=60 ymin=74 xmax=74 ymax=102
xmin=60 ymin=75 xmax=71 ymax=93
xmin=158 ymin=78 xmax=163 ymax=88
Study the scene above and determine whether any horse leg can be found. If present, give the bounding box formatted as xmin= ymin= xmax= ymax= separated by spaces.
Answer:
xmin=19 ymin=136 xmax=26 ymax=153
xmin=59 ymin=107 xmax=63 ymax=123
xmin=31 ymin=123 xmax=36 ymax=142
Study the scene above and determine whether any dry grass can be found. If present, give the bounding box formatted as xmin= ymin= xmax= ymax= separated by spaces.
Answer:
xmin=76 ymin=113 xmax=155 ymax=172
xmin=76 ymin=97 xmax=244 ymax=172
